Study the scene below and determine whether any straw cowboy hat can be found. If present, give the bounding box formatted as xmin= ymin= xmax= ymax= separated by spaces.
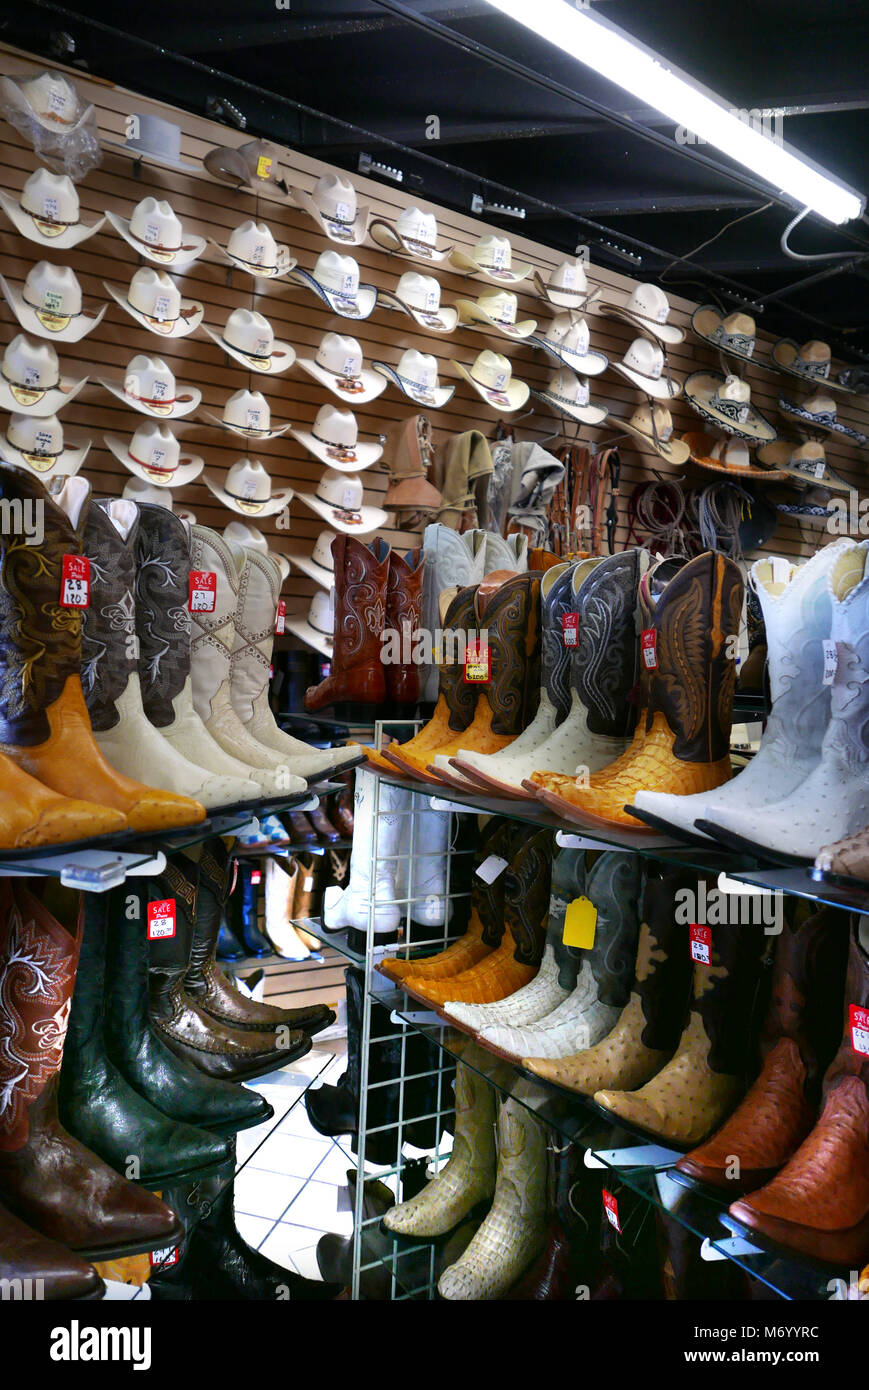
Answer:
xmin=104 ymin=112 xmax=199 ymax=173
xmin=691 ymin=305 xmax=757 ymax=363
xmin=452 ymin=348 xmax=530 ymax=414
xmin=202 ymin=307 xmax=295 ymax=375
xmin=289 ymin=250 xmax=376 ymax=320
xmin=0 ymin=411 xmax=90 ymax=478
xmin=0 ymin=69 xmax=94 ymax=134
xmin=296 ymin=332 xmax=386 ymax=404
xmin=297 ymin=469 xmax=388 ymax=536
xmin=0 ymin=333 xmax=88 ymax=416
xmin=201 ymin=458 xmax=294 ymax=517
xmin=202 ymin=388 xmax=291 ymax=440
xmin=290 ymin=173 xmax=370 ymax=245
xmin=454 ymin=289 xmax=537 ymax=340
xmin=368 ymin=206 xmax=453 ymax=262
xmin=105 ymin=197 xmax=206 ymax=270
xmin=683 ymin=371 xmax=775 ymax=441
xmin=286 ymin=530 xmax=337 ymax=591
xmin=448 ymin=235 xmax=533 ymax=286
xmin=378 ymin=272 xmax=458 ymax=333
xmin=104 ymin=266 xmax=203 ymax=339
xmin=286 ymin=589 xmax=335 ymax=659
xmin=609 ymin=402 xmax=689 ymax=464
xmin=532 ymin=258 xmax=599 ymax=309
xmin=778 ymin=389 xmax=868 ymax=446
xmin=612 ymin=338 xmax=681 ymax=400
xmin=373 ymin=348 xmax=455 ymax=409
xmin=203 ymin=138 xmax=286 ymax=192
xmin=208 ymin=220 xmax=295 ymax=279
xmin=599 ymin=283 xmax=685 ymax=345
xmin=532 ymin=367 xmax=607 ymax=425
xmin=0 ymin=168 xmax=105 ymax=249
xmin=104 ymin=421 xmax=204 ymax=488
xmin=682 ymin=432 xmax=788 ymax=480
xmin=771 ymin=338 xmax=862 ymax=395
xmin=98 ymin=354 xmax=201 ymax=420
xmin=1 ymin=261 xmax=106 ymax=342
xmin=291 ymin=404 xmax=383 ymax=473
xmin=122 ymin=474 xmax=196 ymax=522
xmin=756 ymin=440 xmax=852 ymax=494
xmin=531 ymin=313 xmax=607 ymax=375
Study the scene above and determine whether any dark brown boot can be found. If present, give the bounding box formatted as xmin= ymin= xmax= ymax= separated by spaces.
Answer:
xmin=305 ymin=536 xmax=389 ymax=710
xmin=0 ymin=1202 xmax=104 ymax=1301
xmin=384 ymin=546 xmax=425 ymax=704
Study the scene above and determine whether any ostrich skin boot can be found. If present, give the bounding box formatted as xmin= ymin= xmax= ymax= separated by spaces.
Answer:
xmin=305 ymin=535 xmax=389 ymax=710
xmin=0 ymin=749 xmax=126 ymax=850
xmin=418 ymin=524 xmax=489 ymax=702
xmin=384 ymin=546 xmax=425 ymax=704
xmin=0 ymin=880 xmax=182 ymax=1260
xmin=728 ymin=915 xmax=869 ymax=1266
xmin=815 ymin=826 xmax=869 ymax=886
xmin=0 ymin=1202 xmax=105 ymax=1301
xmin=0 ymin=469 xmax=203 ymax=834
xmin=537 ymin=551 xmax=743 ymax=831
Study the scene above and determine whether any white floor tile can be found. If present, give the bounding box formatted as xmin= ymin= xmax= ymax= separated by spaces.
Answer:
xmin=278 ymin=1101 xmax=330 ymax=1139
xmin=290 ymin=1048 xmax=335 ymax=1078
xmin=287 ymin=1243 xmax=324 ymax=1281
xmin=234 ymin=1168 xmax=305 ymax=1221
xmin=234 ymin=1213 xmax=274 ymax=1250
xmin=283 ymin=1179 xmax=354 ymax=1235
xmin=235 ymin=1128 xmax=274 ymax=1166
xmin=247 ymin=1131 xmax=331 ymax=1179
xmin=310 ymin=1143 xmax=358 ymax=1186
xmin=259 ymin=1221 xmax=329 ymax=1268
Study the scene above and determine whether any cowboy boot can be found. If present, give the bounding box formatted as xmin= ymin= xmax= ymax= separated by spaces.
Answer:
xmin=537 ymin=550 xmax=743 ymax=831
xmin=676 ymin=905 xmax=850 ymax=1193
xmin=655 ymin=1210 xmax=750 ymax=1299
xmin=383 ymin=546 xmax=425 ymax=705
xmin=232 ymin=860 xmax=273 ymax=956
xmin=187 ymin=524 xmax=307 ymax=795
xmin=418 ymin=524 xmax=489 ymax=703
xmin=0 ymin=469 xmax=205 ymax=833
xmin=0 ymin=1202 xmax=105 ymax=1301
xmin=504 ymin=1142 xmax=596 ymax=1300
xmin=0 ymin=880 xmax=182 ymax=1260
xmin=293 ymin=852 xmax=325 ymax=919
xmin=816 ymin=826 xmax=869 ymax=886
xmin=58 ymin=893 xmax=230 ymax=1181
xmin=322 ymin=768 xmax=410 ymax=952
xmin=727 ymin=916 xmax=869 ymax=1265
xmin=524 ymin=871 xmax=695 ymax=1094
xmin=263 ymin=856 xmax=311 ymax=960
xmin=394 ymin=789 xmax=452 ymax=934
xmin=305 ymin=535 xmax=389 ymax=710
xmin=737 ymin=580 xmax=766 ymax=692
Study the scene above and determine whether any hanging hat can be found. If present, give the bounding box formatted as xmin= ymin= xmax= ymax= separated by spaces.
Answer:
xmin=756 ymin=440 xmax=852 ymax=494
xmin=104 ymin=266 xmax=203 ymax=339
xmin=778 ymin=390 xmax=868 ymax=446
xmin=682 ymin=431 xmax=788 ymax=480
xmin=373 ymin=348 xmax=455 ymax=409
xmin=0 ymin=411 xmax=89 ymax=478
xmin=208 ymin=220 xmax=295 ymax=279
xmin=202 ymin=388 xmax=290 ymax=440
xmin=289 ymin=251 xmax=376 ymax=320
xmin=297 ymin=469 xmax=388 ymax=536
xmin=612 ymin=338 xmax=681 ymax=399
xmin=105 ymin=196 xmax=206 ymax=270
xmin=104 ymin=421 xmax=204 ymax=487
xmin=683 ymin=371 xmax=775 ymax=441
xmin=290 ymin=174 xmax=370 ymax=245
xmin=201 ymin=458 xmax=294 ymax=517
xmin=104 ymin=112 xmax=199 ymax=172
xmin=98 ymin=354 xmax=201 ymax=420
xmin=454 ymin=290 xmax=536 ymax=340
xmin=296 ymin=332 xmax=386 ymax=404
xmin=291 ymin=405 xmax=383 ymax=472
xmin=368 ymin=206 xmax=452 ymax=262
xmin=531 ymin=313 xmax=607 ymax=375
xmin=203 ymin=138 xmax=285 ymax=191
xmin=599 ymin=283 xmax=684 ymax=345
xmin=378 ymin=272 xmax=457 ymax=333
xmin=610 ymin=403 xmax=689 ymax=464
xmin=202 ymin=307 xmax=295 ymax=375
xmin=0 ymin=168 xmax=105 ymax=250
xmin=691 ymin=305 xmax=757 ymax=362
xmin=0 ymin=69 xmax=94 ymax=134
xmin=1 ymin=261 xmax=106 ymax=342
xmin=0 ymin=333 xmax=88 ymax=416
xmin=286 ymin=530 xmax=337 ymax=590
xmin=532 ymin=367 xmax=607 ymax=425
xmin=286 ymin=589 xmax=335 ymax=659
xmin=452 ymin=349 xmax=530 ymax=414
xmin=771 ymin=338 xmax=861 ymax=395
xmin=448 ymin=235 xmax=533 ymax=286
xmin=532 ymin=258 xmax=598 ymax=309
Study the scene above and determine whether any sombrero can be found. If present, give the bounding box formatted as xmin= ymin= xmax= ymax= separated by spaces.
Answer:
xmin=755 ymin=440 xmax=852 ymax=494
xmin=682 ymin=431 xmax=788 ymax=480
xmin=691 ymin=306 xmax=757 ymax=363
xmin=0 ymin=333 xmax=88 ymax=416
xmin=531 ymin=313 xmax=607 ymax=375
xmin=104 ymin=421 xmax=204 ymax=488
xmin=778 ymin=390 xmax=868 ymax=446
xmin=683 ymin=372 xmax=775 ymax=441
xmin=105 ymin=196 xmax=206 ymax=270
xmin=448 ymin=235 xmax=533 ymax=286
xmin=291 ymin=404 xmax=383 ymax=473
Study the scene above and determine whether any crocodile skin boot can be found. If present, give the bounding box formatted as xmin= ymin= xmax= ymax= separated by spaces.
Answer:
xmin=419 ymin=524 xmax=489 ymax=703
xmin=505 ymin=1142 xmax=595 ymax=1300
xmin=305 ymin=535 xmax=390 ymax=710
xmin=676 ymin=905 xmax=850 ymax=1193
xmin=384 ymin=546 xmax=425 ymax=704
xmin=0 ymin=880 xmax=182 ymax=1260
xmin=0 ymin=1202 xmax=105 ymax=1301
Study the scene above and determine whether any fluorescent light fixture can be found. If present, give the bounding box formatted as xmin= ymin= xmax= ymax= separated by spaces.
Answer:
xmin=486 ymin=0 xmax=864 ymax=224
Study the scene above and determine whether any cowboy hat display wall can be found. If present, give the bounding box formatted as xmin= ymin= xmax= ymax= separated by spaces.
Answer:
xmin=296 ymin=332 xmax=386 ymax=404
xmin=203 ymin=138 xmax=286 ymax=192
xmin=98 ymin=354 xmax=201 ymax=420
xmin=532 ymin=366 xmax=607 ymax=425
xmin=202 ymin=388 xmax=290 ymax=440
xmin=368 ymin=206 xmax=452 ymax=262
xmin=0 ymin=333 xmax=88 ymax=416
xmin=452 ymin=348 xmax=531 ymax=414
xmin=691 ymin=306 xmax=757 ymax=363
xmin=202 ymin=458 xmax=294 ymax=517
xmin=105 ymin=196 xmax=206 ymax=270
xmin=207 ymin=220 xmax=295 ymax=279
xmin=0 ymin=412 xmax=90 ymax=479
xmin=104 ymin=420 xmax=204 ymax=487
xmin=373 ymin=348 xmax=455 ymax=409
xmin=611 ymin=338 xmax=682 ymax=399
xmin=289 ymin=251 xmax=376 ymax=320
xmin=289 ymin=173 xmax=370 ymax=245
xmin=104 ymin=112 xmax=199 ymax=173
xmin=286 ymin=530 xmax=337 ymax=591
xmin=454 ymin=289 xmax=536 ymax=340
xmin=297 ymin=468 xmax=388 ymax=536
xmin=532 ymin=257 xmax=598 ymax=309
xmin=600 ymin=282 xmax=685 ymax=345
xmin=778 ymin=389 xmax=868 ymax=446
xmin=0 ymin=168 xmax=105 ymax=249
xmin=202 ymin=307 xmax=295 ymax=375
xmin=609 ymin=402 xmax=689 ymax=464
xmin=682 ymin=432 xmax=788 ymax=480
xmin=378 ymin=272 xmax=458 ymax=333
xmin=291 ymin=404 xmax=383 ymax=472
xmin=771 ymin=337 xmax=864 ymax=395
xmin=104 ymin=266 xmax=203 ymax=339
xmin=1 ymin=261 xmax=107 ymax=342
xmin=448 ymin=234 xmax=533 ymax=286
xmin=756 ymin=439 xmax=853 ymax=494
xmin=286 ymin=588 xmax=335 ymax=659
xmin=530 ymin=313 xmax=607 ymax=375
xmin=683 ymin=371 xmax=776 ymax=441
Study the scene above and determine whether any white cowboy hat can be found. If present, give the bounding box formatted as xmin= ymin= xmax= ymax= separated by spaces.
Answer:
xmin=202 ymin=388 xmax=291 ymax=440
xmin=681 ymin=431 xmax=788 ymax=480
xmin=377 ymin=272 xmax=457 ymax=333
xmin=532 ymin=257 xmax=599 ymax=309
xmin=0 ymin=69 xmax=94 ymax=134
xmin=599 ymin=283 xmax=685 ymax=345
xmin=289 ymin=174 xmax=370 ymax=245
xmin=201 ymin=457 xmax=294 ymax=517
xmin=286 ymin=588 xmax=335 ymax=659
xmin=368 ymin=206 xmax=452 ymax=262
xmin=105 ymin=196 xmax=206 ymax=270
xmin=0 ymin=411 xmax=89 ymax=478
xmin=121 ymin=474 xmax=196 ymax=521
xmin=454 ymin=289 xmax=537 ymax=340
xmin=289 ymin=251 xmax=376 ymax=320
xmin=104 ymin=112 xmax=199 ymax=172
xmin=683 ymin=371 xmax=775 ymax=441
xmin=1 ymin=261 xmax=106 ymax=343
xmin=771 ymin=338 xmax=859 ymax=395
xmin=291 ymin=405 xmax=383 ymax=472
xmin=453 ymin=348 xmax=530 ymax=414
xmin=208 ymin=220 xmax=295 ymax=279
xmin=531 ymin=313 xmax=607 ymax=375
xmin=532 ymin=367 xmax=607 ymax=425
xmin=609 ymin=402 xmax=689 ymax=464
xmin=296 ymin=332 xmax=386 ymax=404
xmin=297 ymin=468 xmax=388 ymax=536
xmin=202 ymin=307 xmax=295 ymax=375
xmin=373 ymin=348 xmax=455 ymax=409
xmin=0 ymin=334 xmax=87 ymax=416
xmin=448 ymin=235 xmax=532 ymax=285
xmin=756 ymin=439 xmax=852 ymax=494
xmin=203 ymin=139 xmax=286 ymax=192
xmin=97 ymin=354 xmax=201 ymax=420
xmin=286 ymin=530 xmax=337 ymax=590
xmin=104 ymin=421 xmax=204 ymax=487
xmin=223 ymin=523 xmax=290 ymax=582
xmin=104 ymin=267 xmax=203 ymax=339
xmin=778 ymin=389 xmax=868 ymax=446
xmin=612 ymin=338 xmax=681 ymax=400
xmin=691 ymin=306 xmax=757 ymax=362
xmin=0 ymin=168 xmax=104 ymax=250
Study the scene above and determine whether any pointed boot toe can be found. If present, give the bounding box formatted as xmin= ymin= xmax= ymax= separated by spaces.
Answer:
xmin=19 ymin=797 xmax=128 ymax=847
xmin=437 ymin=1263 xmax=488 ymax=1300
xmin=125 ymin=790 xmax=206 ymax=833
xmin=593 ymin=1087 xmax=669 ymax=1135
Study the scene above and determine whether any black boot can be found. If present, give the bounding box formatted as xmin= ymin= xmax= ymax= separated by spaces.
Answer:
xmin=216 ymin=917 xmax=246 ymax=962
xmin=232 ymin=861 xmax=273 ymax=957
xmin=316 ymin=1160 xmax=431 ymax=1299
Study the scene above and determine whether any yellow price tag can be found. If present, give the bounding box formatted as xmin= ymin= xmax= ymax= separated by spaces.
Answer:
xmin=256 ymin=155 xmax=273 ymax=179
xmin=563 ymin=896 xmax=597 ymax=950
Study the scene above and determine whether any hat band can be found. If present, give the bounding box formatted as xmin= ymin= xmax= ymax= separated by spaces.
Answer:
xmin=129 ymin=299 xmax=181 ymax=327
xmin=130 ymin=390 xmax=179 ymax=408
xmin=23 ymin=206 xmax=79 ymax=230
xmin=308 ymin=612 xmax=334 ymax=639
xmin=400 ymin=235 xmax=436 ymax=254
xmin=800 ymin=408 xmax=837 ymax=426
xmin=545 ymin=388 xmax=589 ymax=411
xmin=230 ymin=250 xmax=279 ymax=272
xmin=543 ymin=335 xmax=588 ymax=357
xmin=223 ymin=337 xmax=270 ymax=365
xmin=624 ymin=358 xmax=662 ymax=381
xmin=314 ymin=488 xmax=363 ymax=523
xmin=1 ymin=366 xmax=58 ymax=393
xmin=129 ymin=228 xmax=184 ymax=254
xmin=22 ymin=292 xmax=81 ymax=319
xmin=398 ymin=372 xmax=438 ymax=399
xmin=6 ymin=438 xmax=61 ymax=460
xmin=320 ymin=209 xmax=356 ymax=227
xmin=129 ymin=451 xmax=178 ymax=477
xmin=795 ymin=359 xmax=830 ymax=380
xmin=711 ymin=395 xmax=751 ymax=424
xmin=312 ymin=430 xmax=358 ymax=461
xmin=225 ymin=486 xmax=273 ymax=505
xmin=321 ymin=368 xmax=364 ymax=393
xmin=711 ymin=326 xmax=755 ymax=356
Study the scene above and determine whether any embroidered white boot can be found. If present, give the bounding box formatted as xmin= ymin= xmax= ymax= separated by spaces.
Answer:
xmin=419 ymin=525 xmax=489 ymax=701
xmin=394 ymin=792 xmax=453 ymax=931
xmin=323 ymin=768 xmax=410 ymax=938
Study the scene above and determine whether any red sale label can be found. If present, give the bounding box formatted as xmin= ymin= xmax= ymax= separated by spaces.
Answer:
xmin=690 ymin=923 xmax=712 ymax=965
xmin=640 ymin=628 xmax=658 ymax=670
xmin=602 ymin=1189 xmax=621 ymax=1233
xmin=188 ymin=570 xmax=217 ymax=612
xmin=60 ymin=554 xmax=90 ymax=608
xmin=562 ymin=612 xmax=579 ymax=648
xmin=250 ymin=868 xmax=262 ymax=885
xmin=150 ymin=1246 xmax=179 ymax=1267
xmin=850 ymin=1004 xmax=869 ymax=1057
xmin=275 ymin=599 xmax=286 ymax=635
xmin=147 ymin=898 xmax=176 ymax=941
xmin=463 ymin=640 xmax=490 ymax=683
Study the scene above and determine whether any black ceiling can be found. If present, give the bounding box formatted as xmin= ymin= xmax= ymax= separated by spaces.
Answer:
xmin=5 ymin=0 xmax=869 ymax=353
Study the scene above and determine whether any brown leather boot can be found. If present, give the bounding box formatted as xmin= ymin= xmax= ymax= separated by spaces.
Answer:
xmin=384 ymin=546 xmax=424 ymax=704
xmin=0 ymin=881 xmax=182 ymax=1261
xmin=0 ymin=1202 xmax=104 ymax=1300
xmin=305 ymin=535 xmax=389 ymax=709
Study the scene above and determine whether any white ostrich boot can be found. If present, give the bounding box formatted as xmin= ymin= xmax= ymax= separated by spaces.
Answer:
xmin=484 ymin=531 xmax=528 ymax=574
xmin=395 ymin=792 xmax=453 ymax=931
xmin=323 ymin=769 xmax=410 ymax=939
xmin=263 ymin=857 xmax=312 ymax=961
xmin=419 ymin=525 xmax=489 ymax=701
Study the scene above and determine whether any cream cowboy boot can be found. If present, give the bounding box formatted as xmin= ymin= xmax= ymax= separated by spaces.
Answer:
xmin=419 ymin=525 xmax=489 ymax=702
xmin=323 ymin=769 xmax=410 ymax=944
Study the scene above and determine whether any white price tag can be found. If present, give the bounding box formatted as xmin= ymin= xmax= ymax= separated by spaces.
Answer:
xmin=822 ymin=639 xmax=839 ymax=685
xmin=341 ymin=356 xmax=358 ymax=378
xmin=144 ymin=221 xmax=160 ymax=243
xmin=475 ymin=854 xmax=508 ymax=884
xmin=43 ymin=196 xmax=59 ymax=220
xmin=153 ymin=294 xmax=171 ymax=321
xmin=246 ymin=408 xmax=262 ymax=428
xmin=335 ymin=201 xmax=351 ymax=221
xmin=43 ymin=289 xmax=63 ymax=312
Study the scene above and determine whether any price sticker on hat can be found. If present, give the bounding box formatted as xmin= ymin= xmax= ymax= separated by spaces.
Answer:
xmin=256 ymin=155 xmax=272 ymax=180
xmin=491 ymin=243 xmax=508 ymax=269
xmin=275 ymin=599 xmax=286 ymax=635
xmin=49 ymin=88 xmax=67 ymax=115
xmin=341 ymin=273 xmax=356 ymax=296
xmin=144 ymin=221 xmax=160 ymax=244
xmin=152 ymin=379 xmax=168 ymax=401
xmin=60 ymin=555 xmax=90 ymax=608
xmin=822 ymin=639 xmax=839 ymax=686
xmin=814 ymin=460 xmax=827 ymax=479
xmin=341 ymin=356 xmax=358 ymax=378
xmin=689 ymin=923 xmax=712 ymax=965
xmin=425 ymin=286 xmax=440 ymax=312
xmin=335 ymin=201 xmax=351 ymax=222
xmin=561 ymin=265 xmax=576 ymax=288
xmin=245 ymin=407 xmax=262 ymax=430
xmin=43 ymin=196 xmax=59 ymax=221
xmin=463 ymin=638 xmax=490 ymax=683
xmin=562 ymin=613 xmax=579 ymax=648
xmin=147 ymin=899 xmax=176 ymax=941
xmin=189 ymin=570 xmax=217 ymax=612
xmin=153 ymin=294 xmax=171 ymax=322
xmin=250 ymin=242 xmax=266 ymax=265
xmin=850 ymin=1005 xmax=869 ymax=1058
xmin=475 ymin=854 xmax=509 ymax=885
xmin=602 ymin=1189 xmax=621 ymax=1233
xmin=43 ymin=289 xmax=63 ymax=313
xmin=563 ymin=896 xmax=597 ymax=950
xmin=641 ymin=628 xmax=658 ymax=670
xmin=24 ymin=365 xmax=40 ymax=388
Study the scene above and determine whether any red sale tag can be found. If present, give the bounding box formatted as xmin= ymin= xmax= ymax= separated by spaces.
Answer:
xmin=463 ymin=639 xmax=490 ymax=683
xmin=60 ymin=554 xmax=90 ymax=608
xmin=562 ymin=612 xmax=579 ymax=648
xmin=150 ymin=1246 xmax=179 ymax=1267
xmin=250 ymin=868 xmax=262 ymax=885
xmin=275 ymin=599 xmax=286 ymax=635
xmin=147 ymin=898 xmax=176 ymax=941
xmin=850 ymin=1004 xmax=869 ymax=1057
xmin=188 ymin=570 xmax=217 ymax=613
xmin=602 ymin=1189 xmax=621 ymax=1233
xmin=641 ymin=628 xmax=658 ymax=670
xmin=690 ymin=923 xmax=712 ymax=965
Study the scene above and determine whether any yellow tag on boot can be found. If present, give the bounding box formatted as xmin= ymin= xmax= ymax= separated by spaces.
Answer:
xmin=563 ymin=896 xmax=597 ymax=949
